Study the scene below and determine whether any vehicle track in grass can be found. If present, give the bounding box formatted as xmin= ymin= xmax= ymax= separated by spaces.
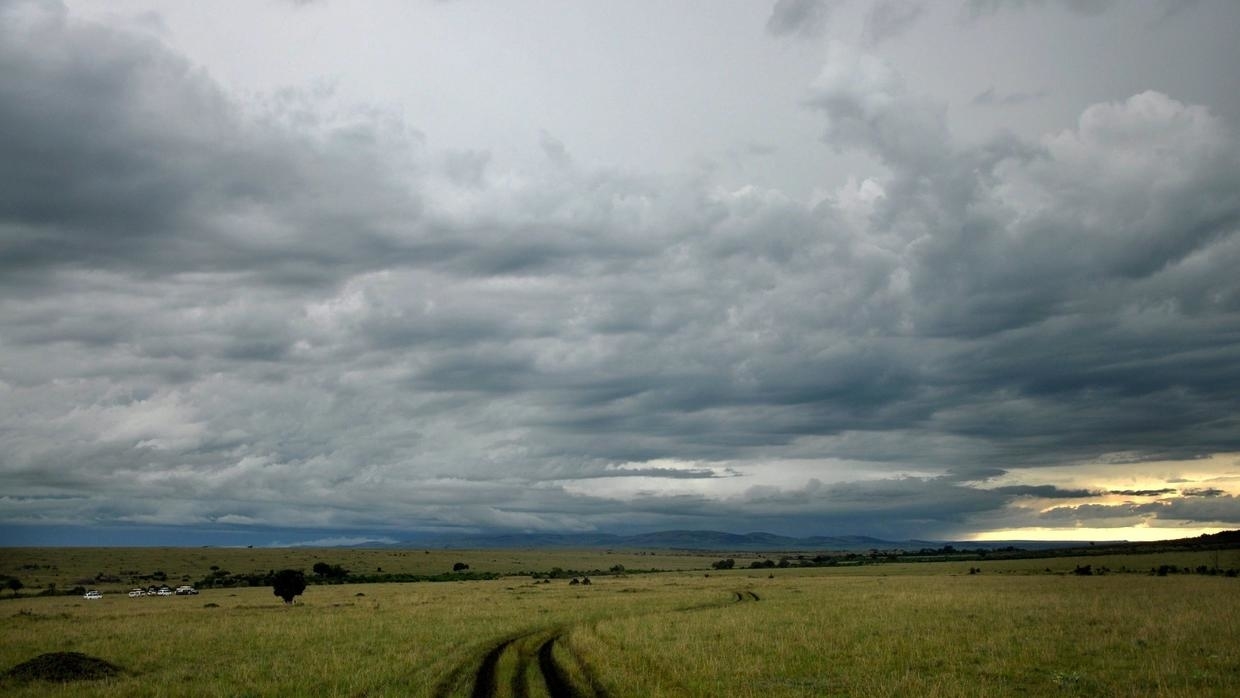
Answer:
xmin=470 ymin=634 xmax=520 ymax=698
xmin=435 ymin=589 xmax=759 ymax=698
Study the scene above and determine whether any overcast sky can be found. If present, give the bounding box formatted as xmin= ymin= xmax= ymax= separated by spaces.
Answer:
xmin=3 ymin=0 xmax=1240 ymax=546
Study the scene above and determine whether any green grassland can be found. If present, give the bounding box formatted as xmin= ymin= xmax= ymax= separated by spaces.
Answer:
xmin=6 ymin=545 xmax=1239 ymax=594
xmin=2 ymin=549 xmax=1240 ymax=696
xmin=0 ymin=547 xmax=714 ymax=593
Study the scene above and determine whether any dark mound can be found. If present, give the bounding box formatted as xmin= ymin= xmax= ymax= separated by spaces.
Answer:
xmin=4 ymin=652 xmax=123 ymax=682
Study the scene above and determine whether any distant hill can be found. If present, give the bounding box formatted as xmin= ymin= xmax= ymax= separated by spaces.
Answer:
xmin=296 ymin=528 xmax=1240 ymax=557
xmin=389 ymin=529 xmax=1107 ymax=552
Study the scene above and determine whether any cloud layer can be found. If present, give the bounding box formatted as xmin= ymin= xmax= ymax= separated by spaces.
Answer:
xmin=2 ymin=0 xmax=1240 ymax=542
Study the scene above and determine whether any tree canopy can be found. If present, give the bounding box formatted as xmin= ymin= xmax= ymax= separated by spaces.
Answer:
xmin=271 ymin=569 xmax=306 ymax=604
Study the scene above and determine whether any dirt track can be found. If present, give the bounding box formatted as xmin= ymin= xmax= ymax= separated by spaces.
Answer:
xmin=435 ymin=589 xmax=759 ymax=698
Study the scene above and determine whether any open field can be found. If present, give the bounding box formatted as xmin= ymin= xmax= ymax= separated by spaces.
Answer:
xmin=5 ymin=545 xmax=1240 ymax=594
xmin=0 ymin=547 xmax=717 ymax=594
xmin=3 ymin=550 xmax=1240 ymax=696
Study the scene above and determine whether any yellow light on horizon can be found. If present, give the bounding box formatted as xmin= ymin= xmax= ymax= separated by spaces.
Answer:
xmin=970 ymin=526 xmax=1229 ymax=543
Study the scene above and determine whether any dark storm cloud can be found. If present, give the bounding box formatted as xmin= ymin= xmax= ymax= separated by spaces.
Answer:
xmin=1110 ymin=489 xmax=1178 ymax=497
xmin=992 ymin=485 xmax=1097 ymax=499
xmin=1182 ymin=487 xmax=1226 ymax=498
xmin=793 ymin=48 xmax=1240 ymax=481
xmin=1142 ymin=495 xmax=1240 ymax=522
xmin=0 ymin=2 xmax=427 ymax=286
xmin=1038 ymin=503 xmax=1139 ymax=522
xmin=2 ymin=2 xmax=1240 ymax=541
xmin=1041 ymin=494 xmax=1240 ymax=526
xmin=603 ymin=476 xmax=1013 ymax=539
xmin=0 ymin=0 xmax=685 ymax=300
xmin=605 ymin=475 xmax=1129 ymax=539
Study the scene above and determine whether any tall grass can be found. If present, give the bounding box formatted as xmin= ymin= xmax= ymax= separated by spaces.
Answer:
xmin=2 ymin=554 xmax=1239 ymax=696
xmin=575 ymin=573 xmax=1240 ymax=696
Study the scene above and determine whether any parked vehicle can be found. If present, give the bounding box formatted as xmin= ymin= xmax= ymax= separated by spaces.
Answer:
xmin=174 ymin=585 xmax=198 ymax=595
xmin=128 ymin=588 xmax=145 ymax=598
xmin=156 ymin=586 xmax=173 ymax=596
xmin=83 ymin=590 xmax=103 ymax=600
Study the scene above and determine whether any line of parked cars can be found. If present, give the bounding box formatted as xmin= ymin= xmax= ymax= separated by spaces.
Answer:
xmin=85 ymin=585 xmax=198 ymax=599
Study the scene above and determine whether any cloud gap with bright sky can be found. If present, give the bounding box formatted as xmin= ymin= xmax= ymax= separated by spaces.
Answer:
xmin=2 ymin=0 xmax=1240 ymax=545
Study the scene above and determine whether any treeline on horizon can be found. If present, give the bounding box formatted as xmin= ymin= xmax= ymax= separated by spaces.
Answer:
xmin=198 ymin=537 xmax=1240 ymax=589
xmin=194 ymin=561 xmax=653 ymax=590
xmin=3 ymin=530 xmax=1238 ymax=598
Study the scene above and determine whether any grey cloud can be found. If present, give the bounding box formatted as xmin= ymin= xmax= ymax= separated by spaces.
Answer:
xmin=1140 ymin=495 xmax=1240 ymax=522
xmin=1039 ymin=503 xmax=1143 ymax=522
xmin=603 ymin=476 xmax=1015 ymax=539
xmin=1110 ymin=488 xmax=1178 ymax=497
xmin=539 ymin=130 xmax=572 ymax=167
xmin=629 ymin=474 xmax=1129 ymax=539
xmin=2 ymin=9 xmax=1240 ymax=541
xmin=766 ymin=0 xmax=832 ymax=39
xmin=972 ymin=86 xmax=1049 ymax=106
xmin=800 ymin=47 xmax=1240 ymax=470
xmin=443 ymin=149 xmax=491 ymax=187
xmin=554 ymin=465 xmax=736 ymax=481
xmin=992 ymin=485 xmax=1098 ymax=498
xmin=1041 ymin=494 xmax=1240 ymax=526
xmin=1155 ymin=0 xmax=1202 ymax=22
xmin=0 ymin=1 xmax=423 ymax=286
xmin=964 ymin=0 xmax=1117 ymax=19
xmin=864 ymin=0 xmax=926 ymax=45
xmin=0 ymin=0 xmax=680 ymax=298
xmin=1182 ymin=487 xmax=1226 ymax=497
xmin=943 ymin=466 xmax=1009 ymax=482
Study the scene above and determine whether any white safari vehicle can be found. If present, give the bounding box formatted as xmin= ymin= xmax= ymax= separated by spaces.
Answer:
xmin=128 ymin=588 xmax=145 ymax=598
xmin=83 ymin=590 xmax=103 ymax=600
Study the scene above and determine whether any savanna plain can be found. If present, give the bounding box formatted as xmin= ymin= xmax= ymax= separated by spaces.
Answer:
xmin=3 ymin=547 xmax=1239 ymax=697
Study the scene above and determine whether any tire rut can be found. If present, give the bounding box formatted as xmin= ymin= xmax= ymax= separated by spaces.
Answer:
xmin=438 ymin=589 xmax=757 ymax=697
xmin=537 ymin=635 xmax=585 ymax=698
xmin=436 ymin=628 xmax=595 ymax=698
xmin=469 ymin=636 xmax=518 ymax=698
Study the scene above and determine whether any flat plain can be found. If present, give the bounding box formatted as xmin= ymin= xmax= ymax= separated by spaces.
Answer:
xmin=2 ymin=548 xmax=1239 ymax=696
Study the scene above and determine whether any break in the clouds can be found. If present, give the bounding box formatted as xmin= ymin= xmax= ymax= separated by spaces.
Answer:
xmin=2 ymin=0 xmax=1240 ymax=546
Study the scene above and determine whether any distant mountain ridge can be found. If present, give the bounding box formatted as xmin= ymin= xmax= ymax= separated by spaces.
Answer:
xmin=371 ymin=529 xmax=1092 ymax=552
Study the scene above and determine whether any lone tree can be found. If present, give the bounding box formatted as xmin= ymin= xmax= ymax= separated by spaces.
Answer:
xmin=452 ymin=562 xmax=470 ymax=572
xmin=271 ymin=569 xmax=307 ymax=604
xmin=6 ymin=578 xmax=22 ymax=597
